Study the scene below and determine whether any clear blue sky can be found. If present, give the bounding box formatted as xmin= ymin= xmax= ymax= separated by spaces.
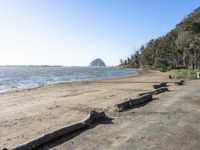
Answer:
xmin=0 ymin=0 xmax=200 ymax=66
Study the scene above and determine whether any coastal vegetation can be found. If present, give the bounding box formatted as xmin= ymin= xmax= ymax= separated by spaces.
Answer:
xmin=170 ymin=69 xmax=196 ymax=79
xmin=120 ymin=7 xmax=200 ymax=79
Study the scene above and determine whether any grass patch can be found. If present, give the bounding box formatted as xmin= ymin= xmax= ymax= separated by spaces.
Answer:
xmin=170 ymin=69 xmax=197 ymax=79
xmin=118 ymin=64 xmax=133 ymax=68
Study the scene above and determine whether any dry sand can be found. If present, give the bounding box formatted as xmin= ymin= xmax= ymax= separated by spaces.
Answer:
xmin=1 ymin=70 xmax=200 ymax=150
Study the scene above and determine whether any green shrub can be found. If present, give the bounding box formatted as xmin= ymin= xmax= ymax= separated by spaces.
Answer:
xmin=159 ymin=66 xmax=169 ymax=72
xmin=170 ymin=69 xmax=197 ymax=79
xmin=119 ymin=64 xmax=132 ymax=68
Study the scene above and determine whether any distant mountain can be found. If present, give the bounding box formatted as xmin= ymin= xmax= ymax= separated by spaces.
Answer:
xmin=89 ymin=58 xmax=106 ymax=67
xmin=120 ymin=7 xmax=200 ymax=70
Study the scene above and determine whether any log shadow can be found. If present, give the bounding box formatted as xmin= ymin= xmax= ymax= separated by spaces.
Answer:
xmin=38 ymin=117 xmax=113 ymax=150
xmin=153 ymin=89 xmax=171 ymax=95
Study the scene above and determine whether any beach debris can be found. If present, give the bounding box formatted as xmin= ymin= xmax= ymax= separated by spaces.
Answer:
xmin=138 ymin=87 xmax=169 ymax=96
xmin=153 ymin=82 xmax=167 ymax=89
xmin=3 ymin=110 xmax=105 ymax=150
xmin=115 ymin=94 xmax=152 ymax=111
xmin=174 ymin=80 xmax=185 ymax=86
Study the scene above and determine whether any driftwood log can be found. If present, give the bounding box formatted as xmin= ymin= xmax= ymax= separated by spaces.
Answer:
xmin=3 ymin=110 xmax=105 ymax=150
xmin=174 ymin=80 xmax=185 ymax=86
xmin=115 ymin=94 xmax=152 ymax=111
xmin=138 ymin=87 xmax=168 ymax=96
xmin=153 ymin=82 xmax=167 ymax=89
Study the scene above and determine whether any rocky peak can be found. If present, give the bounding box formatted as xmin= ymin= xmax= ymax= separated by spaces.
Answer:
xmin=89 ymin=58 xmax=106 ymax=67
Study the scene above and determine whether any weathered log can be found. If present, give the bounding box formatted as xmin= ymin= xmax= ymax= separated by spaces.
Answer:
xmin=174 ymin=80 xmax=185 ymax=86
xmin=138 ymin=87 xmax=168 ymax=96
xmin=115 ymin=94 xmax=152 ymax=111
xmin=153 ymin=82 xmax=167 ymax=89
xmin=3 ymin=110 xmax=105 ymax=150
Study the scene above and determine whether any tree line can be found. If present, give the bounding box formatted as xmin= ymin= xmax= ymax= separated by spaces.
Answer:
xmin=120 ymin=7 xmax=200 ymax=70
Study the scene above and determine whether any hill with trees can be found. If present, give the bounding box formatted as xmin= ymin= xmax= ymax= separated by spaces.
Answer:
xmin=120 ymin=7 xmax=200 ymax=71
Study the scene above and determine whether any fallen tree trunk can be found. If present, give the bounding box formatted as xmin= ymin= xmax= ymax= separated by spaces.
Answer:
xmin=3 ymin=111 xmax=105 ymax=150
xmin=115 ymin=94 xmax=152 ymax=111
xmin=153 ymin=82 xmax=167 ymax=89
xmin=138 ymin=87 xmax=168 ymax=96
xmin=174 ymin=80 xmax=185 ymax=86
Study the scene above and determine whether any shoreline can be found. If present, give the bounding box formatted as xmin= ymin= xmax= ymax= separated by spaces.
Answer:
xmin=0 ymin=70 xmax=171 ymax=149
xmin=0 ymin=69 xmax=140 ymax=95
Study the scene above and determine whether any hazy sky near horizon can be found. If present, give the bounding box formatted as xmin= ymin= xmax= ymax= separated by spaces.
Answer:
xmin=1 ymin=0 xmax=200 ymax=66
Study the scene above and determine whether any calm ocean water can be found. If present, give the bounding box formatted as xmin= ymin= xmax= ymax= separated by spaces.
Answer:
xmin=0 ymin=66 xmax=137 ymax=92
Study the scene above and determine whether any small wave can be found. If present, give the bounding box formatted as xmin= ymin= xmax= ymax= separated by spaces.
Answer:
xmin=0 ymin=67 xmax=137 ymax=93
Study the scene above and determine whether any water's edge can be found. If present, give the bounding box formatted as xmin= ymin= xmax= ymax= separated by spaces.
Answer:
xmin=0 ymin=67 xmax=138 ymax=94
xmin=0 ymin=74 xmax=138 ymax=94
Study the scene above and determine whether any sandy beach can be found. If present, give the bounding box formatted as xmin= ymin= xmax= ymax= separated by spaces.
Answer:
xmin=1 ymin=70 xmax=200 ymax=150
